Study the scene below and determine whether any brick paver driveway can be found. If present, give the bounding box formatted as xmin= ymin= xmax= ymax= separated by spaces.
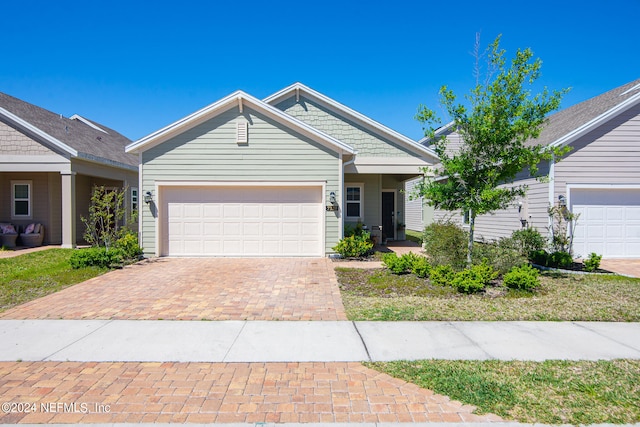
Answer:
xmin=0 ymin=258 xmax=346 ymax=321
xmin=0 ymin=362 xmax=502 ymax=424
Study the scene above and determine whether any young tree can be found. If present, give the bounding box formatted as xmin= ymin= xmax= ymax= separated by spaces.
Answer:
xmin=414 ymin=35 xmax=569 ymax=266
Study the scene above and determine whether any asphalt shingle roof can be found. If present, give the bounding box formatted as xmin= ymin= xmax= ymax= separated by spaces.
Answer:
xmin=532 ymin=78 xmax=640 ymax=147
xmin=0 ymin=92 xmax=136 ymax=168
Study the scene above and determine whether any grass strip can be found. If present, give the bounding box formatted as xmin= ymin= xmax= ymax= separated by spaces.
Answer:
xmin=0 ymin=249 xmax=107 ymax=312
xmin=338 ymin=268 xmax=640 ymax=321
xmin=366 ymin=359 xmax=640 ymax=424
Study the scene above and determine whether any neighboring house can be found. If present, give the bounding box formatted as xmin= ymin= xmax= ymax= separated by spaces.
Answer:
xmin=0 ymin=92 xmax=138 ymax=247
xmin=126 ymin=83 xmax=438 ymax=257
xmin=411 ymin=78 xmax=640 ymax=258
xmin=405 ymin=124 xmax=461 ymax=231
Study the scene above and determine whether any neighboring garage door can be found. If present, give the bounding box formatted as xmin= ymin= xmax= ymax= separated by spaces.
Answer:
xmin=571 ymin=188 xmax=640 ymax=258
xmin=160 ymin=186 xmax=323 ymax=257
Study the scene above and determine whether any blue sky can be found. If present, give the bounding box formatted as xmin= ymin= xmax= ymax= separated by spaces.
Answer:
xmin=2 ymin=0 xmax=638 ymax=141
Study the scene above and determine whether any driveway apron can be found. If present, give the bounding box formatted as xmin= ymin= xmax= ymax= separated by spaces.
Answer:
xmin=0 ymin=258 xmax=346 ymax=321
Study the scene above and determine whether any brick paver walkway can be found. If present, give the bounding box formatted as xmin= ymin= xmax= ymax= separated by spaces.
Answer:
xmin=600 ymin=258 xmax=640 ymax=278
xmin=0 ymin=361 xmax=502 ymax=424
xmin=0 ymin=258 xmax=346 ymax=321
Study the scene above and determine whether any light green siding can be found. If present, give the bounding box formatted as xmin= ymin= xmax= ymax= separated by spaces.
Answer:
xmin=140 ymin=106 xmax=341 ymax=255
xmin=275 ymin=96 xmax=418 ymax=158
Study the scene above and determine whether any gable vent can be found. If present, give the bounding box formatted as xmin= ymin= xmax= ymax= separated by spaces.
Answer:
xmin=236 ymin=119 xmax=248 ymax=144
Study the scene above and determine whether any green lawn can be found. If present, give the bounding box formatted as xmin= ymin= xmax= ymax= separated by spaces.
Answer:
xmin=337 ymin=268 xmax=640 ymax=321
xmin=367 ymin=359 xmax=640 ymax=424
xmin=0 ymin=249 xmax=107 ymax=312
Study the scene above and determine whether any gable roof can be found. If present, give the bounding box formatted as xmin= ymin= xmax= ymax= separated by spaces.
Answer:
xmin=264 ymin=83 xmax=439 ymax=161
xmin=540 ymin=78 xmax=640 ymax=148
xmin=125 ymin=90 xmax=355 ymax=155
xmin=0 ymin=92 xmax=136 ymax=169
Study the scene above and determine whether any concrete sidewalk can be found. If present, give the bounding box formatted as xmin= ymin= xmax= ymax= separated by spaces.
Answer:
xmin=2 ymin=320 xmax=639 ymax=362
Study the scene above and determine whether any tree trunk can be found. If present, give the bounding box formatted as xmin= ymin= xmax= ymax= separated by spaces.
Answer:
xmin=467 ymin=210 xmax=475 ymax=268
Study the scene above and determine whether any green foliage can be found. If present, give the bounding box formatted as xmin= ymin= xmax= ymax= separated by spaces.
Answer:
xmin=414 ymin=35 xmax=569 ymax=266
xmin=382 ymin=252 xmax=422 ymax=275
xmin=411 ymin=256 xmax=431 ymax=278
xmin=451 ymin=262 xmax=498 ymax=294
xmin=503 ymin=264 xmax=540 ymax=291
xmin=529 ymin=249 xmax=573 ymax=269
xmin=344 ymin=222 xmax=366 ymax=237
xmin=423 ymin=220 xmax=468 ymax=270
xmin=81 ymin=186 xmax=133 ymax=250
xmin=70 ymin=247 xmax=124 ymax=269
xmin=430 ymin=264 xmax=455 ymax=287
xmin=530 ymin=249 xmax=549 ymax=266
xmin=511 ymin=227 xmax=546 ymax=257
xmin=549 ymin=251 xmax=573 ymax=269
xmin=548 ymin=205 xmax=580 ymax=254
xmin=473 ymin=237 xmax=525 ymax=275
xmin=584 ymin=253 xmax=603 ymax=272
xmin=115 ymin=230 xmax=143 ymax=260
xmin=451 ymin=269 xmax=486 ymax=294
xmin=333 ymin=232 xmax=374 ymax=258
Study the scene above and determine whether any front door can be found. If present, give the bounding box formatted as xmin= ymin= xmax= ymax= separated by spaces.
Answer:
xmin=381 ymin=191 xmax=395 ymax=241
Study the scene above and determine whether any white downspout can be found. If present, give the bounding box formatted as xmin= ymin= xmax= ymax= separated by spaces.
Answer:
xmin=548 ymin=154 xmax=555 ymax=242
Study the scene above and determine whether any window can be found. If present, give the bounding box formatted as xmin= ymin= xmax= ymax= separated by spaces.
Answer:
xmin=463 ymin=210 xmax=470 ymax=225
xmin=131 ymin=188 xmax=138 ymax=212
xmin=12 ymin=181 xmax=32 ymax=219
xmin=345 ymin=185 xmax=363 ymax=219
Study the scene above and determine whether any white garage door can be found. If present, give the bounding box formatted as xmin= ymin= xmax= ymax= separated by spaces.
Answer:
xmin=161 ymin=186 xmax=323 ymax=257
xmin=571 ymin=188 xmax=640 ymax=258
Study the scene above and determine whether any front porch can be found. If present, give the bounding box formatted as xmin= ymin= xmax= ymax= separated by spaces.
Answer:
xmin=343 ymin=173 xmax=419 ymax=242
xmin=0 ymin=168 xmax=135 ymax=247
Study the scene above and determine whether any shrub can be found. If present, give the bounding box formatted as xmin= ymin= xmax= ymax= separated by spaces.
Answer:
xmin=530 ymin=249 xmax=549 ymax=266
xmin=549 ymin=251 xmax=573 ymax=269
xmin=333 ymin=232 xmax=373 ymax=258
xmin=511 ymin=227 xmax=546 ymax=257
xmin=411 ymin=256 xmax=431 ymax=278
xmin=115 ymin=230 xmax=143 ymax=260
xmin=451 ymin=262 xmax=498 ymax=294
xmin=70 ymin=247 xmax=124 ymax=269
xmin=451 ymin=269 xmax=486 ymax=294
xmin=503 ymin=264 xmax=540 ymax=291
xmin=430 ymin=264 xmax=455 ymax=287
xmin=423 ymin=220 xmax=467 ymax=270
xmin=473 ymin=237 xmax=525 ymax=275
xmin=382 ymin=252 xmax=422 ymax=274
xmin=584 ymin=252 xmax=603 ymax=272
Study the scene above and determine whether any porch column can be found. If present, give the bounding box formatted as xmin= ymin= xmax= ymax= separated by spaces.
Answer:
xmin=61 ymin=171 xmax=76 ymax=248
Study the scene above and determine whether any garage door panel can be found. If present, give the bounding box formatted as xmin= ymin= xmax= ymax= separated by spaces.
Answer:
xmin=572 ymin=188 xmax=640 ymax=258
xmin=162 ymin=186 xmax=322 ymax=256
xmin=203 ymin=205 xmax=222 ymax=218
xmin=223 ymin=205 xmax=241 ymax=218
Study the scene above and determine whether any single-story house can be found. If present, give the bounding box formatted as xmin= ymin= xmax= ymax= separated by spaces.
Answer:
xmin=406 ymin=78 xmax=640 ymax=258
xmin=126 ymin=83 xmax=438 ymax=257
xmin=0 ymin=92 xmax=138 ymax=247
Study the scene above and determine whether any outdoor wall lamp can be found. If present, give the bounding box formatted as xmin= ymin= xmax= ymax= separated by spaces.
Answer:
xmin=329 ymin=191 xmax=337 ymax=205
xmin=144 ymin=191 xmax=154 ymax=204
xmin=558 ymin=194 xmax=566 ymax=207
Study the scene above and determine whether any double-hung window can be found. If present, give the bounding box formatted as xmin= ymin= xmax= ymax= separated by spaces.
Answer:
xmin=11 ymin=181 xmax=32 ymax=219
xmin=345 ymin=185 xmax=363 ymax=220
